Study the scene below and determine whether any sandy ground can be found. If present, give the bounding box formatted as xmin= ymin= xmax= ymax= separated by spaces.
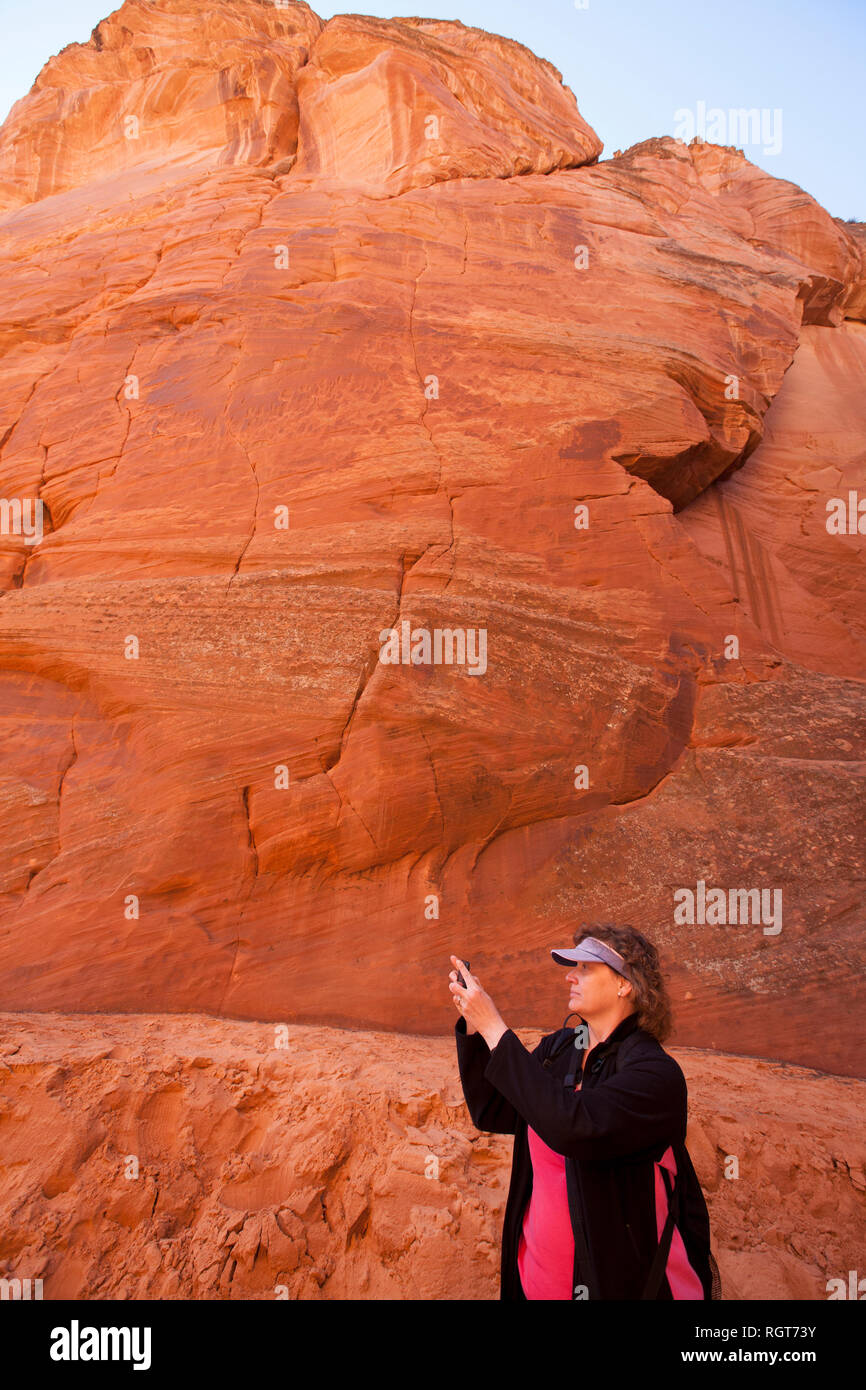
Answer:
xmin=1 ymin=1010 xmax=863 ymax=1299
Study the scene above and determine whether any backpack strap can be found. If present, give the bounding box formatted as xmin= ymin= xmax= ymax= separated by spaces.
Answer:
xmin=543 ymin=1019 xmax=644 ymax=1087
xmin=541 ymin=1016 xmax=584 ymax=1085
xmin=640 ymin=1164 xmax=678 ymax=1299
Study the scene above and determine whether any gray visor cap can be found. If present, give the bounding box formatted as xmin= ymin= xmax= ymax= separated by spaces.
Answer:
xmin=550 ymin=936 xmax=634 ymax=983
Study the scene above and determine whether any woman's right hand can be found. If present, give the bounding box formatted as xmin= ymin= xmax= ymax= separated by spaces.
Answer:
xmin=449 ymin=957 xmax=477 ymax=1032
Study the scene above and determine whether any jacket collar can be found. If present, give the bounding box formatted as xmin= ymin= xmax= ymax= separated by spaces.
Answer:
xmin=586 ymin=1009 xmax=641 ymax=1059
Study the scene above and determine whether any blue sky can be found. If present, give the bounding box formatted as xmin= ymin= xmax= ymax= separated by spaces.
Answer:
xmin=0 ymin=0 xmax=862 ymax=218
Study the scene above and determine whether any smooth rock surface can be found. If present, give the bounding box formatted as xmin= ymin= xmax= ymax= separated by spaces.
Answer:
xmin=291 ymin=13 xmax=603 ymax=196
xmin=0 ymin=0 xmax=323 ymax=210
xmin=0 ymin=2 xmax=863 ymax=1077
xmin=680 ymin=322 xmax=866 ymax=678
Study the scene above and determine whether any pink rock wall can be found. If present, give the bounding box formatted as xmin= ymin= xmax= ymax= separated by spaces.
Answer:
xmin=0 ymin=3 xmax=863 ymax=1078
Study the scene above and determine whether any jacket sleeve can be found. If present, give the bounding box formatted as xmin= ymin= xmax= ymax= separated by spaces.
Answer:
xmin=482 ymin=1027 xmax=686 ymax=1160
xmin=455 ymin=1016 xmax=520 ymax=1133
xmin=455 ymin=1018 xmax=559 ymax=1134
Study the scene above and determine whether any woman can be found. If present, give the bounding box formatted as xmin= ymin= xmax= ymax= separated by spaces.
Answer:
xmin=449 ymin=924 xmax=719 ymax=1301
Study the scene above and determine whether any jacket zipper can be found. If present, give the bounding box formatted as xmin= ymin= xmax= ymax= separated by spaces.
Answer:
xmin=624 ymin=1221 xmax=641 ymax=1260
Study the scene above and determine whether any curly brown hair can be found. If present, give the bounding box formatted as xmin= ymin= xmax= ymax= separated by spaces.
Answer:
xmin=573 ymin=923 xmax=673 ymax=1042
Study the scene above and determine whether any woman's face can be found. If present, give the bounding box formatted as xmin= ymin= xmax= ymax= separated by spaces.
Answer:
xmin=565 ymin=959 xmax=625 ymax=1017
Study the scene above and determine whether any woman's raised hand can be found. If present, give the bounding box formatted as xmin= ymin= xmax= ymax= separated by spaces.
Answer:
xmin=449 ymin=956 xmax=477 ymax=1033
xmin=449 ymin=955 xmax=508 ymax=1049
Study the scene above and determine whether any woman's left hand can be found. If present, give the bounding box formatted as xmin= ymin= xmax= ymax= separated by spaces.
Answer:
xmin=449 ymin=956 xmax=509 ymax=1050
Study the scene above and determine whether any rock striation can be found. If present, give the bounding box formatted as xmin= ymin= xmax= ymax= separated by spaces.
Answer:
xmin=0 ymin=1 xmax=863 ymax=1087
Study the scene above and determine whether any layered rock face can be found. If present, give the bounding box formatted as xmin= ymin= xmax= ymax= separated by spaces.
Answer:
xmin=0 ymin=2 xmax=600 ymax=207
xmin=0 ymin=0 xmax=864 ymax=1092
xmin=0 ymin=0 xmax=323 ymax=208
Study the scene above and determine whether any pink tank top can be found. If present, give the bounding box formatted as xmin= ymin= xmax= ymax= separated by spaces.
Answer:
xmin=517 ymin=1124 xmax=576 ymax=1299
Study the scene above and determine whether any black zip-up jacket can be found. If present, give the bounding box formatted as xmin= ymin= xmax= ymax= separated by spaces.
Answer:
xmin=455 ymin=1012 xmax=713 ymax=1300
